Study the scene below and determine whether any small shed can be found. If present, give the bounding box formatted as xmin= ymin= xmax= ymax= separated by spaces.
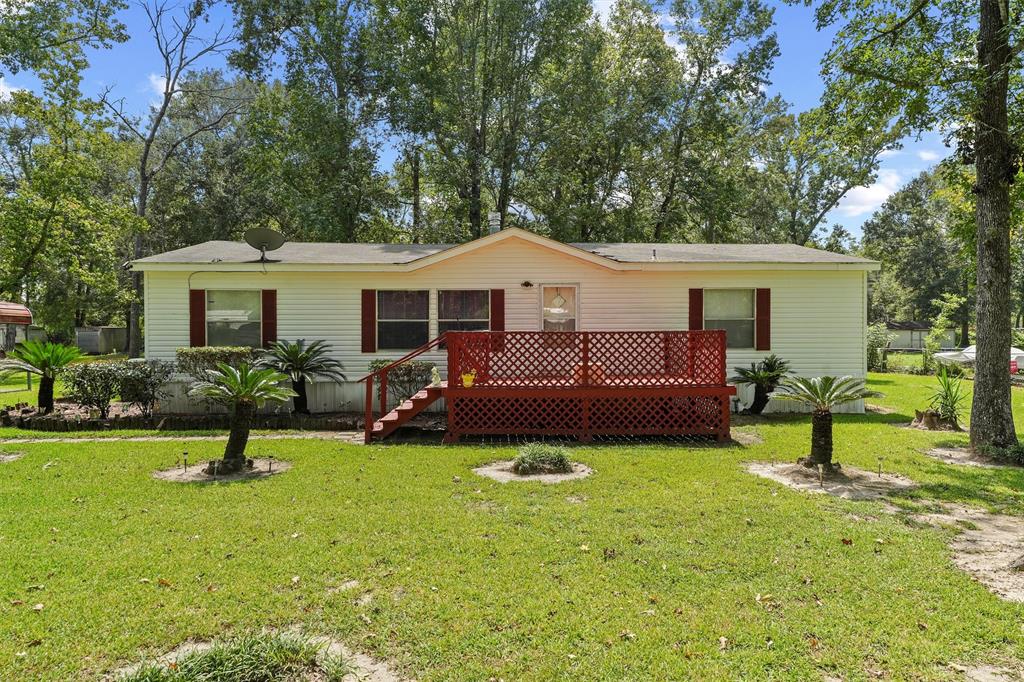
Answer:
xmin=75 ymin=326 xmax=128 ymax=355
xmin=886 ymin=321 xmax=957 ymax=351
xmin=0 ymin=302 xmax=32 ymax=353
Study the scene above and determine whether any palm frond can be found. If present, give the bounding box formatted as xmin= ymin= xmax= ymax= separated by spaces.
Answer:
xmin=0 ymin=341 xmax=82 ymax=378
xmin=189 ymin=363 xmax=297 ymax=408
xmin=257 ymin=339 xmax=346 ymax=384
xmin=774 ymin=375 xmax=881 ymax=411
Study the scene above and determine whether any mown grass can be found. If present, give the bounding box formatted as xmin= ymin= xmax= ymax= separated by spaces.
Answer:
xmin=2 ymin=373 xmax=1024 ymax=680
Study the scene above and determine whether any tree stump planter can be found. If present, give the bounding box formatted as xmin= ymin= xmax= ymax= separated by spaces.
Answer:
xmin=911 ymin=409 xmax=962 ymax=431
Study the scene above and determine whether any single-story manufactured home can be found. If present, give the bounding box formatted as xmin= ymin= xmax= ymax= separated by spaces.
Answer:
xmin=133 ymin=227 xmax=879 ymax=436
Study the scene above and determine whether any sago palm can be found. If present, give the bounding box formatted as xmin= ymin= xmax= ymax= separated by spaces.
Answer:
xmin=257 ymin=339 xmax=346 ymax=414
xmin=774 ymin=376 xmax=880 ymax=472
xmin=730 ymin=354 xmax=792 ymax=415
xmin=189 ymin=363 xmax=296 ymax=471
xmin=0 ymin=341 xmax=82 ymax=413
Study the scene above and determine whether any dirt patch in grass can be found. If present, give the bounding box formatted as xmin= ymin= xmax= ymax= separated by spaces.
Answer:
xmin=152 ymin=458 xmax=292 ymax=483
xmin=915 ymin=505 xmax=1024 ymax=603
xmin=897 ymin=420 xmax=964 ymax=432
xmin=0 ymin=451 xmax=24 ymax=463
xmin=865 ymin=403 xmax=897 ymax=414
xmin=948 ymin=662 xmax=1023 ymax=681
xmin=730 ymin=429 xmax=762 ymax=446
xmin=746 ymin=461 xmax=1024 ymax=604
xmin=924 ymin=446 xmax=1008 ymax=468
xmin=744 ymin=462 xmax=917 ymax=500
xmin=473 ymin=460 xmax=593 ymax=484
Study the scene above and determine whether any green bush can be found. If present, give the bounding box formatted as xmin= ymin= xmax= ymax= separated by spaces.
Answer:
xmin=866 ymin=323 xmax=895 ymax=371
xmin=62 ymin=362 xmax=125 ymax=419
xmin=176 ymin=346 xmax=259 ymax=381
xmin=982 ymin=443 xmax=1024 ymax=465
xmin=119 ymin=360 xmax=174 ymax=417
xmin=512 ymin=443 xmax=573 ymax=475
xmin=368 ymin=359 xmax=435 ymax=406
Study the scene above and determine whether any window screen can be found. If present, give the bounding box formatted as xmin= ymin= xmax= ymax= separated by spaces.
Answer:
xmin=438 ymin=290 xmax=490 ymax=335
xmin=377 ymin=290 xmax=429 ymax=349
xmin=704 ymin=289 xmax=754 ymax=349
xmin=206 ymin=290 xmax=261 ymax=348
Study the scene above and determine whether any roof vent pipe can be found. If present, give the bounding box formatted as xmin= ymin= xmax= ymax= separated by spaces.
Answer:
xmin=487 ymin=211 xmax=501 ymax=234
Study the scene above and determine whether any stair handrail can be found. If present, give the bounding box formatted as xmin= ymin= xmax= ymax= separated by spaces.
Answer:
xmin=358 ymin=333 xmax=447 ymax=443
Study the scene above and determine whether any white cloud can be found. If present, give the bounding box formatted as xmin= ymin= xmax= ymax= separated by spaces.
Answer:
xmin=917 ymin=150 xmax=941 ymax=161
xmin=147 ymin=73 xmax=168 ymax=97
xmin=835 ymin=169 xmax=903 ymax=218
xmin=0 ymin=77 xmax=20 ymax=101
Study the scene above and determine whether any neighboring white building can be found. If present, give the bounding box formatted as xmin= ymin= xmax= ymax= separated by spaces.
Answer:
xmin=133 ymin=227 xmax=880 ymax=414
xmin=885 ymin=321 xmax=958 ymax=351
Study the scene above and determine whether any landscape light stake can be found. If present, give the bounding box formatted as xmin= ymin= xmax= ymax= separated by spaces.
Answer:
xmin=877 ymin=456 xmax=884 ymax=479
xmin=183 ymin=451 xmax=188 ymax=473
xmin=268 ymin=456 xmax=273 ymax=473
xmin=818 ymin=464 xmax=824 ymax=487
xmin=212 ymin=460 xmax=218 ymax=480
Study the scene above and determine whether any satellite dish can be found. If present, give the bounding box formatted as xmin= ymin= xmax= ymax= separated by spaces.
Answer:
xmin=244 ymin=228 xmax=286 ymax=262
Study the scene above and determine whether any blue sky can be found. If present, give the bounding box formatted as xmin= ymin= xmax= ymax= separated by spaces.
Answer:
xmin=0 ymin=0 xmax=949 ymax=237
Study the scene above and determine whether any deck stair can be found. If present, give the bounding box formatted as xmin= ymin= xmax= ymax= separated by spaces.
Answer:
xmin=369 ymin=384 xmax=445 ymax=440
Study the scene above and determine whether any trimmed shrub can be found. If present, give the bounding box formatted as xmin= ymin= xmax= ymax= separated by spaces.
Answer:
xmin=176 ymin=346 xmax=259 ymax=381
xmin=119 ymin=360 xmax=174 ymax=417
xmin=512 ymin=443 xmax=573 ymax=475
xmin=368 ymin=359 xmax=435 ymax=406
xmin=62 ymin=362 xmax=125 ymax=419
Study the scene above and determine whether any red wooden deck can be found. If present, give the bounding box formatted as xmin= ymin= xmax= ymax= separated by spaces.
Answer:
xmin=443 ymin=330 xmax=735 ymax=442
xmin=360 ymin=330 xmax=736 ymax=443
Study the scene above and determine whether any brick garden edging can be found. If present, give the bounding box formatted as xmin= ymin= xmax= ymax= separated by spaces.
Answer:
xmin=0 ymin=411 xmax=364 ymax=433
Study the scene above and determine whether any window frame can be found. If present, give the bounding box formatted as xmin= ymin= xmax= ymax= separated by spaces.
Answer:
xmin=437 ymin=289 xmax=491 ymax=336
xmin=702 ymin=288 xmax=756 ymax=350
xmin=539 ymin=283 xmax=580 ymax=332
xmin=376 ymin=289 xmax=430 ymax=351
xmin=205 ymin=289 xmax=263 ymax=349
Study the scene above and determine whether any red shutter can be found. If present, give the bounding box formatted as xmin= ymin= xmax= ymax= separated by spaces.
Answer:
xmin=189 ymin=289 xmax=206 ymax=347
xmin=361 ymin=289 xmax=376 ymax=352
xmin=755 ymin=288 xmax=771 ymax=351
xmin=688 ymin=289 xmax=703 ymax=330
xmin=490 ymin=289 xmax=505 ymax=331
xmin=261 ymin=290 xmax=277 ymax=347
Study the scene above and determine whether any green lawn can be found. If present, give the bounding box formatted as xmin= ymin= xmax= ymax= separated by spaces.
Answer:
xmin=3 ymin=373 xmax=1024 ymax=680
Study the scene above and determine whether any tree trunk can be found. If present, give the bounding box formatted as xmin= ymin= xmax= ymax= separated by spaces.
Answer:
xmin=970 ymin=0 xmax=1017 ymax=450
xmin=38 ymin=375 xmax=54 ymax=413
xmin=749 ymin=385 xmax=770 ymax=415
xmin=218 ymin=401 xmax=254 ymax=472
xmin=292 ymin=379 xmax=309 ymax=414
xmin=411 ymin=145 xmax=421 ymax=239
xmin=802 ymin=409 xmax=834 ymax=469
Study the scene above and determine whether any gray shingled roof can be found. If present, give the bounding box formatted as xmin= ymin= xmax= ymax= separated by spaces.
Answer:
xmin=135 ymin=241 xmax=453 ymax=264
xmin=573 ymin=242 xmax=875 ymax=264
xmin=134 ymin=238 xmax=876 ymax=265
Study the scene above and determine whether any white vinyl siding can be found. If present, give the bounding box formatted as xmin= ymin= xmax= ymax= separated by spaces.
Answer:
xmin=143 ymin=236 xmax=869 ymax=412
